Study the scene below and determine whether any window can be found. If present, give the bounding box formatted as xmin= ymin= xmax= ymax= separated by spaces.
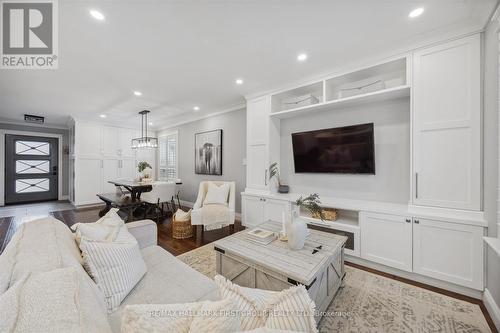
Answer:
xmin=158 ymin=132 xmax=178 ymax=180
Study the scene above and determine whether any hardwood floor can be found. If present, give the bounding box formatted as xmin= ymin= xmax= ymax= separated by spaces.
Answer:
xmin=0 ymin=204 xmax=497 ymax=332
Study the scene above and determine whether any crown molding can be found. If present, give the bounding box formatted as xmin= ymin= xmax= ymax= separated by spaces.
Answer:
xmin=156 ymin=103 xmax=246 ymax=132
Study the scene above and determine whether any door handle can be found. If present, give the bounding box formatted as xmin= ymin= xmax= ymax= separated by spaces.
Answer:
xmin=52 ymin=165 xmax=58 ymax=176
xmin=264 ymin=169 xmax=268 ymax=186
xmin=415 ymin=173 xmax=418 ymax=199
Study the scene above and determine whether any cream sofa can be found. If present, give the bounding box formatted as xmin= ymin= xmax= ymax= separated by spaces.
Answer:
xmin=0 ymin=216 xmax=220 ymax=332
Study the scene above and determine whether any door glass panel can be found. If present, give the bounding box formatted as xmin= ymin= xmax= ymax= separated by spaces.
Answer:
xmin=15 ymin=160 xmax=50 ymax=174
xmin=15 ymin=141 xmax=50 ymax=155
xmin=15 ymin=179 xmax=50 ymax=193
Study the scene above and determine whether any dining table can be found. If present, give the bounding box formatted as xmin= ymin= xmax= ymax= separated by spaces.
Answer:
xmin=97 ymin=179 xmax=182 ymax=222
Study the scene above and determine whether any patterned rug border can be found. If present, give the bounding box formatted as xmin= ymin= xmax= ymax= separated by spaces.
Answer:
xmin=177 ymin=243 xmax=492 ymax=333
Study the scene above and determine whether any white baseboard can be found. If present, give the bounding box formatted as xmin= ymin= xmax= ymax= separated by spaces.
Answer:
xmin=484 ymin=288 xmax=500 ymax=331
xmin=179 ymin=200 xmax=242 ymax=220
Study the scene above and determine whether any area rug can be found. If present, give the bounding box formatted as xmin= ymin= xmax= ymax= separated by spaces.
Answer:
xmin=178 ymin=244 xmax=492 ymax=333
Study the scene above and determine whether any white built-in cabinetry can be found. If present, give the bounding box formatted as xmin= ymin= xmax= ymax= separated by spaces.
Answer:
xmin=412 ymin=35 xmax=481 ymax=210
xmin=242 ymin=33 xmax=486 ymax=293
xmin=360 ymin=212 xmax=413 ymax=272
xmin=412 ymin=218 xmax=483 ymax=290
xmin=246 ymin=97 xmax=271 ymax=190
xmin=71 ymin=120 xmax=156 ymax=206
xmin=360 ymin=212 xmax=484 ymax=290
xmin=242 ymin=193 xmax=290 ymax=228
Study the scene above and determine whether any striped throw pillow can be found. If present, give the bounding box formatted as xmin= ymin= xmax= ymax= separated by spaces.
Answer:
xmin=214 ymin=275 xmax=317 ymax=332
xmin=80 ymin=233 xmax=147 ymax=313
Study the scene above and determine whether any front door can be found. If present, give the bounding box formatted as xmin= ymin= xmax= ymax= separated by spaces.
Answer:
xmin=4 ymin=135 xmax=59 ymax=204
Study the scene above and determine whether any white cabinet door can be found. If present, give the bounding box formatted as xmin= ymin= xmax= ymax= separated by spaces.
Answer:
xmin=119 ymin=128 xmax=136 ymax=158
xmin=247 ymin=144 xmax=268 ymax=190
xmin=76 ymin=122 xmax=101 ymax=157
xmin=102 ymin=159 xmax=119 ymax=193
xmin=412 ymin=35 xmax=481 ymax=210
xmin=246 ymin=96 xmax=270 ymax=191
xmin=360 ymin=212 xmax=413 ymax=272
xmin=242 ymin=195 xmax=264 ymax=228
xmin=247 ymin=97 xmax=270 ymax=144
xmin=120 ymin=159 xmax=137 ymax=179
xmin=102 ymin=126 xmax=119 ymax=157
xmin=413 ymin=218 xmax=483 ymax=290
xmin=263 ymin=198 xmax=289 ymax=223
xmin=75 ymin=158 xmax=102 ymax=205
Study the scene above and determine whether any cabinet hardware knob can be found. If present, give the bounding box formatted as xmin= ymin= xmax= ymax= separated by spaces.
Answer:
xmin=414 ymin=219 xmax=420 ymax=224
xmin=405 ymin=218 xmax=411 ymax=223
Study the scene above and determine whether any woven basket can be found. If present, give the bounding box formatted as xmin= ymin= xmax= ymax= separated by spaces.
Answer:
xmin=312 ymin=208 xmax=338 ymax=221
xmin=172 ymin=216 xmax=194 ymax=239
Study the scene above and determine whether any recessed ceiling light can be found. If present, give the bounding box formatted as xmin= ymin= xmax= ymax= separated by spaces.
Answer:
xmin=99 ymin=114 xmax=107 ymax=118
xmin=235 ymin=78 xmax=244 ymax=85
xmin=90 ymin=10 xmax=105 ymax=21
xmin=297 ymin=53 xmax=308 ymax=62
xmin=408 ymin=7 xmax=424 ymax=18
xmin=193 ymin=106 xmax=200 ymax=111
xmin=133 ymin=91 xmax=142 ymax=96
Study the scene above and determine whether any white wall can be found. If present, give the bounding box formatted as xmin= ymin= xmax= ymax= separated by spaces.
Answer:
xmin=279 ymin=97 xmax=410 ymax=203
xmin=157 ymin=109 xmax=246 ymax=212
xmin=484 ymin=14 xmax=500 ymax=324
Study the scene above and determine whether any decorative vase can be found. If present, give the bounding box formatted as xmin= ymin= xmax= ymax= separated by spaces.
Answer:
xmin=285 ymin=211 xmax=308 ymax=250
xmin=141 ymin=167 xmax=152 ymax=180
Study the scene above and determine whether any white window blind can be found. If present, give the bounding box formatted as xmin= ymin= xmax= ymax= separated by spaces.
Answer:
xmin=159 ymin=133 xmax=178 ymax=180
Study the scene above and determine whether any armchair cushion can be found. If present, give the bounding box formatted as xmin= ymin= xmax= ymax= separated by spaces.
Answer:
xmin=203 ymin=182 xmax=230 ymax=206
xmin=191 ymin=204 xmax=232 ymax=226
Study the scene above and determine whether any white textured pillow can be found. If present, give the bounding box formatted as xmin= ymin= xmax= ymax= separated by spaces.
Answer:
xmin=121 ymin=298 xmax=240 ymax=333
xmin=0 ymin=267 xmax=112 ymax=333
xmin=71 ymin=208 xmax=124 ymax=245
xmin=214 ymin=275 xmax=317 ymax=332
xmin=175 ymin=208 xmax=192 ymax=221
xmin=204 ymin=182 xmax=230 ymax=205
xmin=80 ymin=233 xmax=147 ymax=313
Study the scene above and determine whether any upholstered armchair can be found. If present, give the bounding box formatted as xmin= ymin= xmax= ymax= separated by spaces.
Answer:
xmin=191 ymin=181 xmax=236 ymax=242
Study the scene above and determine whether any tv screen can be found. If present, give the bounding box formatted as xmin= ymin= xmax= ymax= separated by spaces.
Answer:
xmin=292 ymin=123 xmax=375 ymax=174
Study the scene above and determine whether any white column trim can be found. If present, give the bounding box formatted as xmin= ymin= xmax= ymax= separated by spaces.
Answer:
xmin=0 ymin=130 xmax=64 ymax=206
xmin=484 ymin=288 xmax=500 ymax=331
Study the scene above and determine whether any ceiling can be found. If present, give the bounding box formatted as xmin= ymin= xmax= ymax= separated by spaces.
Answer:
xmin=0 ymin=0 xmax=497 ymax=129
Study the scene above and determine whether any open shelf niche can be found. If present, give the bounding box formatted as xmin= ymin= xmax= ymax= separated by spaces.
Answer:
xmin=271 ymin=81 xmax=324 ymax=113
xmin=298 ymin=206 xmax=360 ymax=256
xmin=270 ymin=56 xmax=409 ymax=119
xmin=325 ymin=58 xmax=407 ymax=102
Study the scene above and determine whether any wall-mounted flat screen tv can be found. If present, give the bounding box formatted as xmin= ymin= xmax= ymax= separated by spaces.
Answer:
xmin=291 ymin=123 xmax=375 ymax=174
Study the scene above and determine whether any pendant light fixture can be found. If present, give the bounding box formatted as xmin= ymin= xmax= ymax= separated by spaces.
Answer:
xmin=131 ymin=110 xmax=158 ymax=149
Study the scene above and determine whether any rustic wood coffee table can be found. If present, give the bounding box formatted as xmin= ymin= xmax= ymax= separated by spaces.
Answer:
xmin=213 ymin=220 xmax=347 ymax=318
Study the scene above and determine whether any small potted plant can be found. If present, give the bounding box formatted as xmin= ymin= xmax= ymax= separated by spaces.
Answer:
xmin=137 ymin=161 xmax=152 ymax=181
xmin=269 ymin=162 xmax=289 ymax=193
xmin=295 ymin=193 xmax=325 ymax=221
